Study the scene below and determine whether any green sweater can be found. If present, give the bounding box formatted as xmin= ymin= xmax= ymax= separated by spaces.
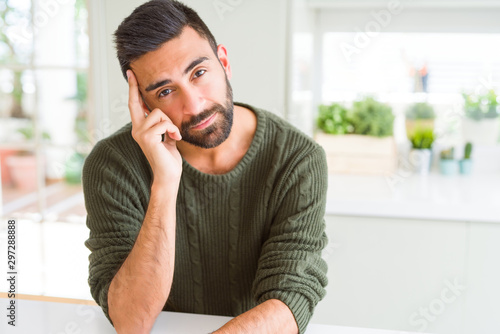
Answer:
xmin=83 ymin=102 xmax=328 ymax=333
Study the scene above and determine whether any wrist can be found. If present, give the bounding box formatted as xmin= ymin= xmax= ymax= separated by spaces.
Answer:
xmin=151 ymin=178 xmax=179 ymax=198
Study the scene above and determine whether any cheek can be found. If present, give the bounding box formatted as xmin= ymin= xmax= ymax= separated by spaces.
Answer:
xmin=165 ymin=110 xmax=183 ymax=128
xmin=152 ymin=103 xmax=182 ymax=127
xmin=200 ymin=77 xmax=227 ymax=101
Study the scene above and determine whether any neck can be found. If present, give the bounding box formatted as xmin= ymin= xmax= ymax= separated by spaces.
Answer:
xmin=176 ymin=104 xmax=257 ymax=174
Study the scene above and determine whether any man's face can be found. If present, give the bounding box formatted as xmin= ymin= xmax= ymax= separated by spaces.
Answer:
xmin=130 ymin=26 xmax=234 ymax=149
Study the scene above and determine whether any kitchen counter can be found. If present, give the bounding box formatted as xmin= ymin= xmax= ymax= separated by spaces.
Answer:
xmin=325 ymin=171 xmax=500 ymax=223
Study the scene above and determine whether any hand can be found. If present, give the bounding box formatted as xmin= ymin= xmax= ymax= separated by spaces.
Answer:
xmin=127 ymin=70 xmax=183 ymax=188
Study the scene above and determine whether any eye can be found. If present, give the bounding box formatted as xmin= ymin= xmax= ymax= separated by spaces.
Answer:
xmin=194 ymin=69 xmax=206 ymax=78
xmin=159 ymin=88 xmax=172 ymax=98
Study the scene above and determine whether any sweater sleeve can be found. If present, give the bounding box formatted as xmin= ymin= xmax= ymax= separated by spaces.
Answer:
xmin=252 ymin=146 xmax=329 ymax=334
xmin=82 ymin=139 xmax=149 ymax=325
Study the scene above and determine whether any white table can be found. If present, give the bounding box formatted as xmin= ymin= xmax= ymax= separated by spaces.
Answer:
xmin=0 ymin=297 xmax=425 ymax=334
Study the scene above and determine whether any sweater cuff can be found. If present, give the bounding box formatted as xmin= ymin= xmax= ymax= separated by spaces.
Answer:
xmin=96 ymin=280 xmax=114 ymax=327
xmin=259 ymin=291 xmax=312 ymax=334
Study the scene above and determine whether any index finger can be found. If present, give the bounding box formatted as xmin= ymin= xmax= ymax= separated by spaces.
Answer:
xmin=127 ymin=70 xmax=147 ymax=125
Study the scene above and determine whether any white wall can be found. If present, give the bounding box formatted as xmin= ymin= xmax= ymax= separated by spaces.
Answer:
xmin=89 ymin=0 xmax=291 ymax=136
xmin=287 ymin=0 xmax=317 ymax=136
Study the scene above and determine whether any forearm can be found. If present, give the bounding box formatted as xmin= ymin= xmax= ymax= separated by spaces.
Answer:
xmin=212 ymin=299 xmax=298 ymax=334
xmin=108 ymin=182 xmax=177 ymax=333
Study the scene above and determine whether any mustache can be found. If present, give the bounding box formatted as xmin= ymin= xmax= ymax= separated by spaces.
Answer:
xmin=181 ymin=104 xmax=225 ymax=131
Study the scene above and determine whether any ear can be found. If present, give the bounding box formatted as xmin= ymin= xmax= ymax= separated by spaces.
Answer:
xmin=216 ymin=44 xmax=232 ymax=80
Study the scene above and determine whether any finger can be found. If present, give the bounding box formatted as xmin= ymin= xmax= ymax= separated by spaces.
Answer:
xmin=140 ymin=109 xmax=182 ymax=142
xmin=164 ymin=122 xmax=182 ymax=141
xmin=150 ymin=121 xmax=181 ymax=143
xmin=140 ymin=96 xmax=151 ymax=116
xmin=127 ymin=70 xmax=147 ymax=125
xmin=151 ymin=119 xmax=182 ymax=142
xmin=143 ymin=108 xmax=176 ymax=131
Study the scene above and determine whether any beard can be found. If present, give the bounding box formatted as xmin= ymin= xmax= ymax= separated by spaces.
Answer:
xmin=179 ymin=76 xmax=234 ymax=149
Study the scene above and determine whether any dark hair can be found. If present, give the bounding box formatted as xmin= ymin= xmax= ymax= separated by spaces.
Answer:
xmin=114 ymin=0 xmax=218 ymax=80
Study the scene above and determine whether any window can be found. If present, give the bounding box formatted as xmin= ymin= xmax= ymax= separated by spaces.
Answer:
xmin=0 ymin=0 xmax=90 ymax=299
xmin=311 ymin=4 xmax=500 ymax=148
xmin=322 ymin=32 xmax=500 ymax=105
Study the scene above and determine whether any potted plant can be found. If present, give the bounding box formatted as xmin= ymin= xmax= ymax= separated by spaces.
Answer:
xmin=317 ymin=103 xmax=353 ymax=135
xmin=315 ymin=97 xmax=397 ymax=175
xmin=409 ymin=127 xmax=435 ymax=175
xmin=459 ymin=142 xmax=473 ymax=175
xmin=5 ymin=125 xmax=50 ymax=191
xmin=0 ymin=148 xmax=16 ymax=186
xmin=462 ymin=90 xmax=499 ymax=145
xmin=439 ymin=147 xmax=458 ymax=176
xmin=405 ymin=102 xmax=436 ymax=139
xmin=350 ymin=97 xmax=395 ymax=137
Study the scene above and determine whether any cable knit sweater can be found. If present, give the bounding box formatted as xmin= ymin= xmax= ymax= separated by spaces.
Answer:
xmin=83 ymin=102 xmax=329 ymax=333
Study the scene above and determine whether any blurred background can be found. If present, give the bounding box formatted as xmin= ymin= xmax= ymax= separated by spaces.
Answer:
xmin=0 ymin=0 xmax=499 ymax=333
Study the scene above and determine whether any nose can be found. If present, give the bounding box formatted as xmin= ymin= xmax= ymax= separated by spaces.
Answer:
xmin=181 ymin=86 xmax=205 ymax=117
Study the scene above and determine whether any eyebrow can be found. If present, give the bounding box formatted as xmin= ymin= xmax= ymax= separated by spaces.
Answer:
xmin=145 ymin=56 xmax=210 ymax=92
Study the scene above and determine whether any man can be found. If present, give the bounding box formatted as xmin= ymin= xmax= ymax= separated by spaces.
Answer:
xmin=83 ymin=1 xmax=328 ymax=333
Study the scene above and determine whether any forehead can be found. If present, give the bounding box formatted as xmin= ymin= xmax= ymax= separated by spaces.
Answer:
xmin=131 ymin=26 xmax=215 ymax=85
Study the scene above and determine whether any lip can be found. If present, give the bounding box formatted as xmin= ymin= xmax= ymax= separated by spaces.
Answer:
xmin=192 ymin=112 xmax=217 ymax=130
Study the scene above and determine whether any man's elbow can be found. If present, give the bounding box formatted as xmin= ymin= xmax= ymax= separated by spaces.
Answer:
xmin=108 ymin=286 xmax=162 ymax=334
xmin=109 ymin=303 xmax=158 ymax=334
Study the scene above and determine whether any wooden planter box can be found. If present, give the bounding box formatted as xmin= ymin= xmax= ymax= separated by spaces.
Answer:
xmin=315 ymin=133 xmax=398 ymax=175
